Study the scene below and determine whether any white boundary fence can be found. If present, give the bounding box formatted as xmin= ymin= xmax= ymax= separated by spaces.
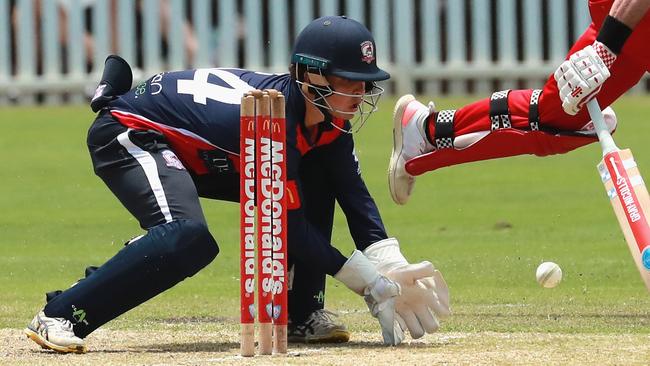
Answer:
xmin=1 ymin=0 xmax=648 ymax=105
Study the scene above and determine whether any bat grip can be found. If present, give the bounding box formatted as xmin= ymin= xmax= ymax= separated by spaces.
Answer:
xmin=586 ymin=99 xmax=619 ymax=155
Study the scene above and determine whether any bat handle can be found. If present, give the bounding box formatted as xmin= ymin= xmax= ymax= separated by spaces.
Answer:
xmin=586 ymin=99 xmax=619 ymax=155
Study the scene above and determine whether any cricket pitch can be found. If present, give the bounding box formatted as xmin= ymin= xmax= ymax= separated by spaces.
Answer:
xmin=3 ymin=328 xmax=650 ymax=365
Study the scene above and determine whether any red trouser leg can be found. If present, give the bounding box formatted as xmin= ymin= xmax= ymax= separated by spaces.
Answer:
xmin=426 ymin=0 xmax=649 ymax=138
xmin=409 ymin=3 xmax=649 ymax=175
xmin=432 ymin=28 xmax=647 ymax=139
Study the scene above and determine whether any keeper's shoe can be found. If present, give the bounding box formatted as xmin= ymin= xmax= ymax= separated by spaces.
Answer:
xmin=25 ymin=311 xmax=86 ymax=354
xmin=389 ymin=94 xmax=435 ymax=205
xmin=288 ymin=309 xmax=350 ymax=343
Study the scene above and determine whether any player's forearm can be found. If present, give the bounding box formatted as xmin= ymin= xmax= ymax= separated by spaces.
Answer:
xmin=287 ymin=210 xmax=348 ymax=275
xmin=610 ymin=0 xmax=650 ymax=28
xmin=553 ymin=0 xmax=648 ymax=115
xmin=315 ymin=136 xmax=389 ymax=249
xmin=596 ymin=0 xmax=649 ymax=56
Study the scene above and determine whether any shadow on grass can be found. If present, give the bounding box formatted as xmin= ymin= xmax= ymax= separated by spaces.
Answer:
xmin=341 ymin=341 xmax=450 ymax=349
xmin=128 ymin=341 xmax=239 ymax=353
xmin=149 ymin=316 xmax=232 ymax=324
xmin=102 ymin=340 xmax=449 ymax=354
xmin=24 ymin=343 xmax=237 ymax=355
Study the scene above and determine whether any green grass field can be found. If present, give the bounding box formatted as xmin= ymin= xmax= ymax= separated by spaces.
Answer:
xmin=2 ymin=96 xmax=650 ymax=364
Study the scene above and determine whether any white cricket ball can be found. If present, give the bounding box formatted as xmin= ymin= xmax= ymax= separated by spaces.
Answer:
xmin=536 ymin=262 xmax=562 ymax=288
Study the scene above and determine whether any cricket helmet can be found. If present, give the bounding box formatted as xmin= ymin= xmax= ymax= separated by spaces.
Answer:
xmin=291 ymin=16 xmax=390 ymax=82
xmin=290 ymin=16 xmax=389 ymax=133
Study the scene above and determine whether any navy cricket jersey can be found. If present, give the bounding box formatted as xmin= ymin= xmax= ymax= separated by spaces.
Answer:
xmin=107 ymin=68 xmax=388 ymax=275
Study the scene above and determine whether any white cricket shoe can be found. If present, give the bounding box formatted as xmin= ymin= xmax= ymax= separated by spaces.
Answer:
xmin=389 ymin=94 xmax=435 ymax=205
xmin=288 ymin=309 xmax=350 ymax=343
xmin=25 ymin=311 xmax=86 ymax=353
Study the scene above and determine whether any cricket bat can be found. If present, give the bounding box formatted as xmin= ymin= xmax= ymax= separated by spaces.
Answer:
xmin=587 ymin=99 xmax=650 ymax=293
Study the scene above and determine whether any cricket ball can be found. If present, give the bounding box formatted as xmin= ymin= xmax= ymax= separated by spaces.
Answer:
xmin=536 ymin=262 xmax=562 ymax=288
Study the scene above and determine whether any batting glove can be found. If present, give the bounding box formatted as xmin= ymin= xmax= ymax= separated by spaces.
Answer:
xmin=554 ymin=41 xmax=615 ymax=115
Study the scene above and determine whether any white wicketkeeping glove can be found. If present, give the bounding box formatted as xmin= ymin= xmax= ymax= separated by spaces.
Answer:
xmin=334 ymin=250 xmax=404 ymax=345
xmin=363 ymin=238 xmax=450 ymax=339
xmin=554 ymin=41 xmax=616 ymax=115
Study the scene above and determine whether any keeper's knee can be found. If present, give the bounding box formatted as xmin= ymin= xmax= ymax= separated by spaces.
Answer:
xmin=148 ymin=219 xmax=219 ymax=277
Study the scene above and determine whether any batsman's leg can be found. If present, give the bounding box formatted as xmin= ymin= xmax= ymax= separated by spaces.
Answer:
xmin=393 ymin=39 xmax=644 ymax=184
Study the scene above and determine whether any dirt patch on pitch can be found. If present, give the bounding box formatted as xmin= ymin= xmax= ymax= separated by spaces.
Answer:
xmin=3 ymin=328 xmax=650 ymax=365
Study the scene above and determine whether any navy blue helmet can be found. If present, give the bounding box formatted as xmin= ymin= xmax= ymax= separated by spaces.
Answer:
xmin=292 ymin=16 xmax=390 ymax=82
xmin=291 ymin=16 xmax=389 ymax=133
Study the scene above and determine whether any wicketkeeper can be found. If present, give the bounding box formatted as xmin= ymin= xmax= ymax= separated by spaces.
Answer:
xmin=390 ymin=0 xmax=650 ymax=205
xmin=25 ymin=16 xmax=450 ymax=354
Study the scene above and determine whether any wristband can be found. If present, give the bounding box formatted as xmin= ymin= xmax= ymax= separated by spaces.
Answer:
xmin=596 ymin=15 xmax=633 ymax=55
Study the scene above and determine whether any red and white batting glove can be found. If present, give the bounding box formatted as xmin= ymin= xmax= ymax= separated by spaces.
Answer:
xmin=554 ymin=41 xmax=616 ymax=115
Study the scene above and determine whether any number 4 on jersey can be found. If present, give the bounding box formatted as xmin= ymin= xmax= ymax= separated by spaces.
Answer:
xmin=178 ymin=69 xmax=255 ymax=105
